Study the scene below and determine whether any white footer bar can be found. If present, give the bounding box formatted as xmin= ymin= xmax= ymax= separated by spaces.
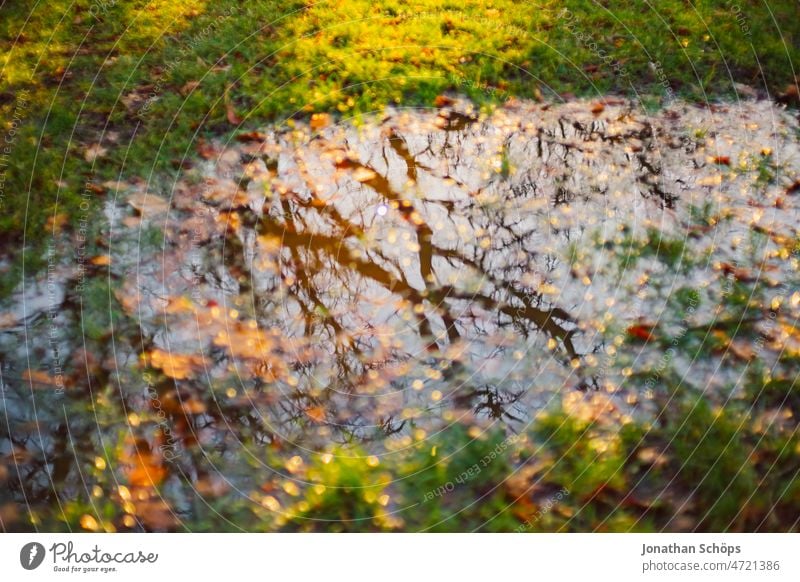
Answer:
xmin=2 ymin=534 xmax=797 ymax=581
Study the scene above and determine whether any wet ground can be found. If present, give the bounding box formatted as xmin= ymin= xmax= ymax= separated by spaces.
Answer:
xmin=2 ymin=97 xmax=799 ymax=530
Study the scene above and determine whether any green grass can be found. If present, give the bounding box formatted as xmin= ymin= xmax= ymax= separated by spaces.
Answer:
xmin=1 ymin=0 xmax=799 ymax=293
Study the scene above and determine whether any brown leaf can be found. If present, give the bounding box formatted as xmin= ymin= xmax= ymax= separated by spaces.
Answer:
xmin=718 ymin=262 xmax=755 ymax=282
xmin=127 ymin=193 xmax=169 ymax=217
xmin=235 ymin=131 xmax=267 ymax=143
xmin=22 ymin=369 xmax=61 ymax=387
xmin=179 ymin=80 xmax=201 ymax=96
xmin=434 ymin=94 xmax=455 ymax=108
xmin=226 ymin=102 xmax=243 ymax=125
xmin=196 ymin=137 xmax=218 ymax=160
xmin=305 ymin=406 xmax=326 ymax=423
xmin=627 ymin=324 xmax=655 ymax=342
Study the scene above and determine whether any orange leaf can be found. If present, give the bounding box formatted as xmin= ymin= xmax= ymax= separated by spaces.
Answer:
xmin=305 ymin=406 xmax=326 ymax=423
xmin=226 ymin=102 xmax=243 ymax=125
xmin=626 ymin=324 xmax=655 ymax=341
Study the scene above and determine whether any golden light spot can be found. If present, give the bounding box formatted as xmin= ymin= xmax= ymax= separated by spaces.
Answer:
xmin=127 ymin=413 xmax=140 ymax=427
xmin=366 ymin=456 xmax=380 ymax=467
xmin=424 ymin=368 xmax=442 ymax=380
xmin=286 ymin=456 xmax=304 ymax=473
xmin=282 ymin=481 xmax=300 ymax=496
xmin=118 ymin=486 xmax=132 ymax=501
xmin=320 ymin=453 xmax=333 ymax=464
xmin=261 ymin=496 xmax=280 ymax=511
xmin=226 ymin=387 xmax=237 ymax=398
xmin=94 ymin=457 xmax=107 ymax=471
xmin=412 ymin=379 xmax=424 ymax=390
xmin=92 ymin=486 xmax=103 ymax=498
xmin=430 ymin=390 xmax=443 ymax=402
xmin=122 ymin=515 xmax=136 ymax=528
xmin=80 ymin=514 xmax=100 ymax=532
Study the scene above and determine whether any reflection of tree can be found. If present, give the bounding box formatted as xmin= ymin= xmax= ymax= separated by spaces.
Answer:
xmin=244 ymin=122 xmax=583 ymax=436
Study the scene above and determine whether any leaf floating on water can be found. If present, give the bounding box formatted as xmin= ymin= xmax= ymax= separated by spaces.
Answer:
xmin=196 ymin=137 xmax=218 ymax=160
xmin=213 ymin=322 xmax=274 ymax=360
xmin=310 ymin=113 xmax=331 ymax=130
xmin=0 ymin=312 xmax=19 ymax=329
xmin=305 ymin=406 xmax=326 ymax=423
xmin=127 ymin=192 xmax=169 ymax=217
xmin=164 ymin=296 xmax=195 ymax=315
xmin=590 ymin=102 xmax=605 ymax=115
xmin=89 ymin=254 xmax=111 ymax=266
xmin=236 ymin=130 xmax=268 ymax=143
xmin=626 ymin=324 xmax=655 ymax=342
xmin=146 ymin=349 xmax=205 ymax=380
xmin=22 ymin=369 xmax=62 ymax=387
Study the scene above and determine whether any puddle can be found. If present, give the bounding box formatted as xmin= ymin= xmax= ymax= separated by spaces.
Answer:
xmin=2 ymin=97 xmax=799 ymax=528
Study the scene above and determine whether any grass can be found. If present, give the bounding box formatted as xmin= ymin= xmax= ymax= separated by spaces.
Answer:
xmin=1 ymin=0 xmax=799 ymax=293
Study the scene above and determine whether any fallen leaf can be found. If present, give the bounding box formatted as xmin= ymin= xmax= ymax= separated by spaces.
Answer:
xmin=310 ymin=113 xmax=331 ymax=130
xmin=236 ymin=131 xmax=267 ymax=143
xmin=180 ymin=80 xmax=201 ymax=95
xmin=146 ymin=349 xmax=204 ymax=380
xmin=0 ymin=313 xmax=18 ymax=329
xmin=196 ymin=137 xmax=218 ymax=160
xmin=627 ymin=324 xmax=656 ymax=341
xmin=83 ymin=143 xmax=108 ymax=162
xmin=127 ymin=193 xmax=169 ymax=217
xmin=226 ymin=102 xmax=243 ymax=125
xmin=89 ymin=254 xmax=111 ymax=266
xmin=434 ymin=94 xmax=455 ymax=108
xmin=305 ymin=406 xmax=326 ymax=423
